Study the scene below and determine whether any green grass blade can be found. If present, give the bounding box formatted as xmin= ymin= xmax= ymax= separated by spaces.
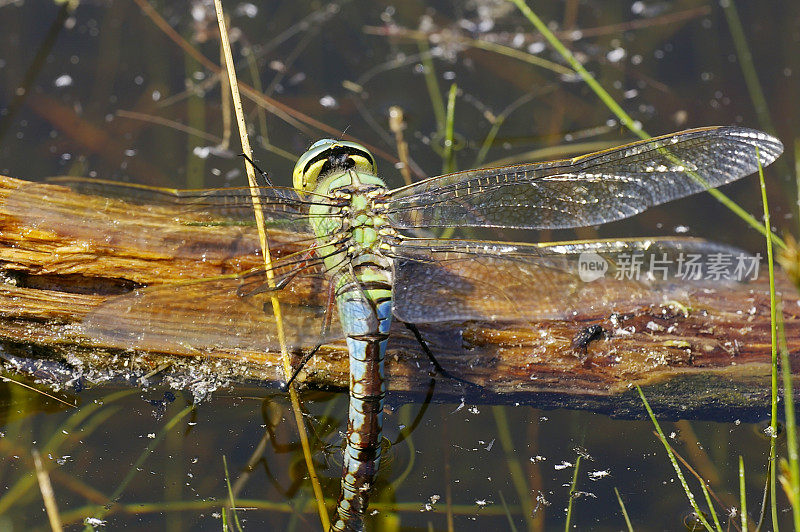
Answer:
xmin=497 ymin=491 xmax=519 ymax=532
xmin=636 ymin=386 xmax=716 ymax=532
xmin=223 ymin=455 xmax=244 ymax=532
xmin=507 ymin=0 xmax=785 ymax=251
xmin=507 ymin=0 xmax=643 ymax=138
xmin=739 ymin=456 xmax=748 ymax=531
xmin=778 ymin=308 xmax=800 ymax=527
xmin=492 ymin=406 xmax=536 ymax=531
xmin=443 ymin=83 xmax=457 ymax=175
xmin=417 ymin=39 xmax=445 ymax=132
xmin=778 ymin=309 xmax=800 ymax=530
xmin=614 ymin=487 xmax=634 ymax=532
xmin=758 ymin=146 xmax=780 ymax=532
xmin=698 ymin=477 xmax=723 ymax=531
xmin=796 ymin=139 xmax=800 ymax=234
xmin=564 ymin=454 xmax=581 ymax=532
xmin=82 ymin=404 xmax=195 ymax=530
xmin=720 ymin=0 xmax=775 ymax=135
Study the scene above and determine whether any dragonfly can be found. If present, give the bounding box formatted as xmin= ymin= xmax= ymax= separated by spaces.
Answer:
xmin=33 ymin=126 xmax=782 ymax=530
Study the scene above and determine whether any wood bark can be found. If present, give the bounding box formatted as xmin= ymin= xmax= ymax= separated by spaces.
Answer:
xmin=0 ymin=174 xmax=796 ymax=419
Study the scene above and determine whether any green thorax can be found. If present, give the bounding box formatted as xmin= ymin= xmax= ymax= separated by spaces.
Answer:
xmin=308 ymin=168 xmax=393 ymax=278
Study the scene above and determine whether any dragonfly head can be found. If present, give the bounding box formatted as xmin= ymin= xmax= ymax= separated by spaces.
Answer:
xmin=293 ymin=139 xmax=377 ymax=194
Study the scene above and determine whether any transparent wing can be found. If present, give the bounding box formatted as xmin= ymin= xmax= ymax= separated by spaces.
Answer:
xmin=390 ymin=237 xmax=757 ymax=323
xmin=80 ymin=267 xmax=342 ymax=355
xmin=45 ymin=176 xmax=335 ymax=225
xmin=4 ymin=178 xmax=332 ymax=263
xmin=385 ymin=127 xmax=783 ymax=230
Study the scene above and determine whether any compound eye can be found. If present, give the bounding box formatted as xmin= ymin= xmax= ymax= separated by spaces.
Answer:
xmin=293 ymin=139 xmax=337 ymax=193
xmin=292 ymin=139 xmax=377 ymax=194
xmin=298 ymin=159 xmax=326 ymax=192
xmin=349 ymin=153 xmax=376 ymax=174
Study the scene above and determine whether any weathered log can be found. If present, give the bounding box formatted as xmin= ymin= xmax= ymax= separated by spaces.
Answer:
xmin=0 ymin=174 xmax=797 ymax=419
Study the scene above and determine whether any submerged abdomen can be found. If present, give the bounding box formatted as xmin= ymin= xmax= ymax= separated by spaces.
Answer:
xmin=331 ymin=263 xmax=393 ymax=531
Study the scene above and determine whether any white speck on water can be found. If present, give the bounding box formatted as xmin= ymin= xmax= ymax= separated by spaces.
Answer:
xmin=674 ymin=225 xmax=689 ymax=234
xmin=631 ymin=1 xmax=645 ymax=14
xmin=124 ymin=149 xmax=136 ymax=157
xmin=452 ymin=398 xmax=465 ymax=413
xmin=152 ymin=90 xmax=161 ymax=101
xmin=319 ymin=95 xmax=338 ymax=108
xmin=607 ymin=47 xmax=626 ymax=63
xmin=289 ymin=72 xmax=306 ymax=85
xmin=528 ymin=41 xmax=546 ymax=54
xmin=193 ymin=146 xmax=211 ymax=159
xmin=235 ymin=3 xmax=258 ymax=17
xmin=191 ymin=5 xmax=207 ymax=21
xmin=555 ymin=461 xmax=573 ymax=470
xmin=54 ymin=74 xmax=73 ymax=88
xmin=84 ymin=517 xmax=106 ymax=527
xmin=589 ymin=469 xmax=611 ymax=480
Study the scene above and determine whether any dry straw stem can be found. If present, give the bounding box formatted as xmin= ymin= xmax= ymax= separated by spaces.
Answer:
xmin=33 ymin=448 xmax=63 ymax=532
xmin=212 ymin=2 xmax=329 ymax=529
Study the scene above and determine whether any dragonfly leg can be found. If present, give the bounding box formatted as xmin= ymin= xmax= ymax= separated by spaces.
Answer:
xmin=282 ymin=280 xmax=338 ymax=390
xmin=239 ymin=153 xmax=274 ymax=187
xmin=402 ymin=322 xmax=478 ymax=388
xmin=281 ymin=344 xmax=323 ymax=390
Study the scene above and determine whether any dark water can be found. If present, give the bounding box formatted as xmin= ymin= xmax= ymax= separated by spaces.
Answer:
xmin=0 ymin=0 xmax=798 ymax=529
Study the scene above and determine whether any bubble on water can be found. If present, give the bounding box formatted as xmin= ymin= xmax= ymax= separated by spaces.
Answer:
xmin=54 ymin=74 xmax=73 ymax=88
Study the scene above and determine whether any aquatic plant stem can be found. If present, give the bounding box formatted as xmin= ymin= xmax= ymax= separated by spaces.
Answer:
xmin=443 ymin=83 xmax=458 ymax=175
xmin=758 ymin=147 xmax=780 ymax=532
xmin=637 ymin=386 xmax=717 ymax=531
xmin=213 ymin=3 xmax=330 ymax=530
xmin=83 ymin=404 xmax=195 ymax=529
xmin=32 ymin=448 xmax=63 ymax=532
xmin=564 ymin=454 xmax=581 ymax=531
xmin=778 ymin=310 xmax=800 ymax=528
xmin=614 ymin=487 xmax=633 ymax=532
xmin=508 ymin=0 xmax=785 ymax=251
xmin=720 ymin=0 xmax=775 ymax=136
xmin=418 ymin=39 xmax=446 ymax=133
xmin=739 ymin=456 xmax=748 ymax=530
xmin=492 ymin=406 xmax=537 ymax=531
